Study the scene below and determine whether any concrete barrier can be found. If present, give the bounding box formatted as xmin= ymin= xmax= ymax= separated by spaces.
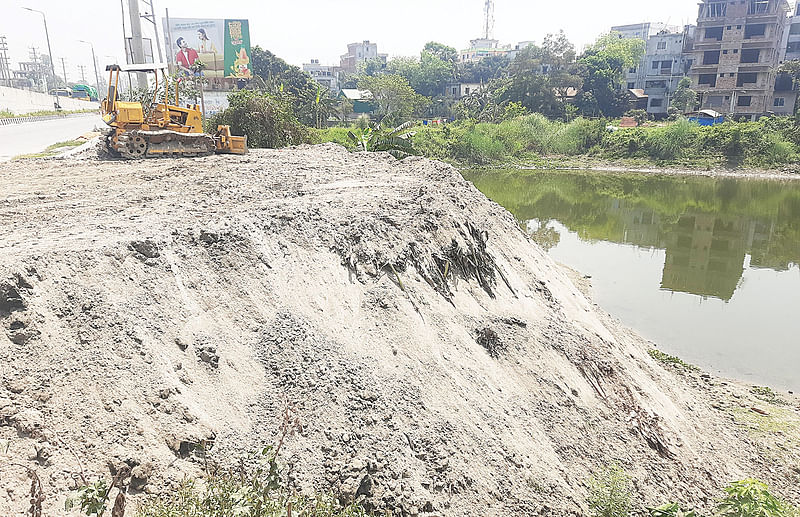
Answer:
xmin=0 ymin=112 xmax=98 ymax=126
xmin=0 ymin=85 xmax=99 ymax=114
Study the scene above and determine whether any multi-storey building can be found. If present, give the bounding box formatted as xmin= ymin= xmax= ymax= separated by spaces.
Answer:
xmin=689 ymin=0 xmax=794 ymax=119
xmin=611 ymin=22 xmax=681 ymax=41
xmin=302 ymin=59 xmax=340 ymax=93
xmin=339 ymin=41 xmax=387 ymax=75
xmin=618 ymin=25 xmax=696 ymax=117
xmin=782 ymin=3 xmax=800 ymax=59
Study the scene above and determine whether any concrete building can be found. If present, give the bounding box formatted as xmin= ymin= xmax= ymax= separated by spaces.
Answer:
xmin=611 ymin=22 xmax=682 ymax=41
xmin=302 ymin=59 xmax=340 ymax=93
xmin=782 ymin=2 xmax=800 ymax=59
xmin=339 ymin=41 xmax=387 ymax=75
xmin=443 ymin=82 xmax=486 ymax=99
xmin=614 ymin=23 xmax=695 ymax=117
xmin=459 ymin=38 xmax=510 ymax=63
xmin=689 ymin=0 xmax=794 ymax=119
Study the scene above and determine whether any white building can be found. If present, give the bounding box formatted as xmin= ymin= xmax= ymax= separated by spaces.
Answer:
xmin=615 ymin=23 xmax=696 ymax=117
xmin=303 ymin=59 xmax=339 ymax=93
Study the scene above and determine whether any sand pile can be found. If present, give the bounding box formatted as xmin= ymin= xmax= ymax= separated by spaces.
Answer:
xmin=0 ymin=144 xmax=797 ymax=516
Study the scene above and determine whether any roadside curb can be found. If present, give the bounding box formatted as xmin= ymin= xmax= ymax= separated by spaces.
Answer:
xmin=0 ymin=112 xmax=98 ymax=127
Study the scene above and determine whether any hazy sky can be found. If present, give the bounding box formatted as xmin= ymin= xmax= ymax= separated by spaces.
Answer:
xmin=1 ymin=0 xmax=702 ymax=87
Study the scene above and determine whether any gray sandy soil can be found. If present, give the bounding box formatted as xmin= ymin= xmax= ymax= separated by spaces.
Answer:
xmin=0 ymin=144 xmax=798 ymax=516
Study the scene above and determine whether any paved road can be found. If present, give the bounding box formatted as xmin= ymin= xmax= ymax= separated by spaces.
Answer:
xmin=0 ymin=114 xmax=104 ymax=162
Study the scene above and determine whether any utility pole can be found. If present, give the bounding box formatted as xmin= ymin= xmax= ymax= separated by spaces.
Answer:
xmin=60 ymin=57 xmax=68 ymax=84
xmin=141 ymin=0 xmax=164 ymax=63
xmin=30 ymin=46 xmax=46 ymax=92
xmin=78 ymin=65 xmax=87 ymax=83
xmin=22 ymin=8 xmax=56 ymax=89
xmin=127 ymin=0 xmax=148 ymax=88
xmin=79 ymin=40 xmax=101 ymax=90
xmin=0 ymin=36 xmax=11 ymax=87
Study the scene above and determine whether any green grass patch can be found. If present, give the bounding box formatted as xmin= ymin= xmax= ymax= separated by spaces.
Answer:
xmin=750 ymin=385 xmax=788 ymax=406
xmin=731 ymin=406 xmax=800 ymax=435
xmin=13 ymin=139 xmax=86 ymax=160
xmin=648 ymin=349 xmax=699 ymax=372
xmin=0 ymin=108 xmax=97 ymax=119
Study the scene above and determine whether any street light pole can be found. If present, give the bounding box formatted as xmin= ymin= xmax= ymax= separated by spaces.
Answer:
xmin=22 ymin=8 xmax=56 ymax=86
xmin=79 ymin=40 xmax=101 ymax=93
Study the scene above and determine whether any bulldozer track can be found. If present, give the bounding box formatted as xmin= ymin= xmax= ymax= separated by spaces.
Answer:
xmin=102 ymin=129 xmax=215 ymax=160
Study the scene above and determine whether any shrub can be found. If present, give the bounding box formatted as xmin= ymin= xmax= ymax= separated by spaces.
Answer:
xmin=716 ymin=479 xmax=799 ymax=517
xmin=451 ymin=128 xmax=507 ymax=164
xmin=644 ymin=119 xmax=698 ymax=161
xmin=602 ymin=128 xmax=647 ymax=157
xmin=136 ymin=448 xmax=367 ymax=517
xmin=588 ymin=465 xmax=634 ymax=517
xmin=625 ymin=109 xmax=649 ymax=126
xmin=558 ymin=118 xmax=608 ymax=155
xmin=648 ymin=503 xmax=701 ymax=517
xmin=208 ymin=89 xmax=309 ymax=148
xmin=314 ymin=127 xmax=358 ymax=151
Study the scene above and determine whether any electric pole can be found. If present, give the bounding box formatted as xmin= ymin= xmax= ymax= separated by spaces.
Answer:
xmin=141 ymin=0 xmax=164 ymax=63
xmin=60 ymin=57 xmax=68 ymax=84
xmin=127 ymin=0 xmax=147 ymax=88
xmin=78 ymin=65 xmax=87 ymax=83
xmin=0 ymin=36 xmax=10 ymax=87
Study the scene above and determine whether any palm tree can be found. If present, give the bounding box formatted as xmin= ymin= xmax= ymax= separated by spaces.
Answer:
xmin=302 ymin=84 xmax=337 ymax=129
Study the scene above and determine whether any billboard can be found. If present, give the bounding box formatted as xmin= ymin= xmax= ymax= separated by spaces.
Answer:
xmin=163 ymin=18 xmax=252 ymax=79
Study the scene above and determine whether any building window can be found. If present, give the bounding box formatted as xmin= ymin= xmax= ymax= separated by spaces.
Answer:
xmin=708 ymin=95 xmax=724 ymax=106
xmin=740 ymin=48 xmax=760 ymax=63
xmin=748 ymin=0 xmax=769 ymax=14
xmin=657 ymin=41 xmax=667 ymax=50
xmin=791 ymin=24 xmax=800 ymax=35
xmin=652 ymin=60 xmax=660 ymax=69
xmin=736 ymin=72 xmax=758 ymax=86
xmin=650 ymin=98 xmax=664 ymax=107
xmin=723 ymin=50 xmax=729 ymax=54
xmin=629 ymin=66 xmax=637 ymax=73
xmin=707 ymin=2 xmax=727 ymax=17
xmin=774 ymin=97 xmax=786 ymax=107
xmin=703 ymin=51 xmax=721 ymax=65
xmin=699 ymin=73 xmax=717 ymax=86
xmin=645 ymin=80 xmax=667 ymax=88
xmin=737 ymin=95 xmax=752 ymax=106
xmin=733 ymin=49 xmax=739 ymax=54
xmin=627 ymin=82 xmax=636 ymax=89
xmin=705 ymin=27 xmax=724 ymax=40
xmin=745 ymin=24 xmax=767 ymax=39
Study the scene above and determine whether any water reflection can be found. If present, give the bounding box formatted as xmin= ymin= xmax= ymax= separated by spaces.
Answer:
xmin=465 ymin=171 xmax=800 ymax=301
xmin=463 ymin=169 xmax=800 ymax=390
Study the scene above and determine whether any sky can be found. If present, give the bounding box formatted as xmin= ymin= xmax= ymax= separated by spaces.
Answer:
xmin=1 ymin=0 xmax=701 ymax=88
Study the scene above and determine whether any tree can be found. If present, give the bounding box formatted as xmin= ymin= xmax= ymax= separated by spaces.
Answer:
xmin=575 ymin=32 xmax=645 ymax=118
xmin=357 ymin=74 xmax=429 ymax=126
xmin=457 ymin=55 xmax=510 ymax=84
xmin=208 ymin=90 xmax=308 ymax=148
xmin=423 ymin=42 xmax=458 ymax=65
xmin=670 ymin=77 xmax=698 ymax=113
xmin=300 ymin=84 xmax=337 ymax=129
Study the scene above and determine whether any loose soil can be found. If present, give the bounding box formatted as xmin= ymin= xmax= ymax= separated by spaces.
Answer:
xmin=0 ymin=144 xmax=798 ymax=516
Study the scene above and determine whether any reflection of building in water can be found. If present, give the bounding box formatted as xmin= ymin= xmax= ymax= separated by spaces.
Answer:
xmin=609 ymin=199 xmax=666 ymax=248
xmin=661 ymin=213 xmax=747 ymax=301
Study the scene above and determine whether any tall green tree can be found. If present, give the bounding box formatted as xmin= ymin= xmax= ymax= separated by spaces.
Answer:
xmin=357 ymin=74 xmax=429 ymax=126
xmin=575 ymin=33 xmax=645 ymax=117
xmin=671 ymin=77 xmax=698 ymax=113
xmin=423 ymin=42 xmax=458 ymax=65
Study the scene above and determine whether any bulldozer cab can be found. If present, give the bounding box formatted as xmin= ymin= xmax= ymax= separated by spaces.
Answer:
xmin=102 ymin=63 xmax=203 ymax=133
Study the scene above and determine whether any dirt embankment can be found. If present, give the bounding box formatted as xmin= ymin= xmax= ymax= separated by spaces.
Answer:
xmin=0 ymin=144 xmax=798 ymax=516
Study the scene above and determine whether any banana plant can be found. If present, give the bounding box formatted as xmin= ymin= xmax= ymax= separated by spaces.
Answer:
xmin=347 ymin=120 xmax=418 ymax=159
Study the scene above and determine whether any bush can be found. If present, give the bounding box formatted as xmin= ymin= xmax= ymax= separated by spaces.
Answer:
xmin=602 ymin=128 xmax=647 ymax=157
xmin=208 ymin=90 xmax=309 ymax=148
xmin=588 ymin=465 xmax=634 ymax=517
xmin=625 ymin=109 xmax=649 ymax=126
xmin=556 ymin=118 xmax=607 ymax=155
xmin=314 ymin=127 xmax=358 ymax=151
xmin=716 ymin=479 xmax=799 ymax=517
xmin=644 ymin=119 xmax=698 ymax=161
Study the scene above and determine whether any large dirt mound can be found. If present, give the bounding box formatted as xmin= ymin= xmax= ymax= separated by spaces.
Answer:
xmin=0 ymin=145 xmax=796 ymax=516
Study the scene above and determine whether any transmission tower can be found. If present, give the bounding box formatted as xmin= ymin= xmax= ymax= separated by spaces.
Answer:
xmin=483 ymin=0 xmax=495 ymax=40
xmin=0 ymin=36 xmax=11 ymax=87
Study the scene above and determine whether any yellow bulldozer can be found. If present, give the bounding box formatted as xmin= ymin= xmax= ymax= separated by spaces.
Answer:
xmin=99 ymin=63 xmax=247 ymax=159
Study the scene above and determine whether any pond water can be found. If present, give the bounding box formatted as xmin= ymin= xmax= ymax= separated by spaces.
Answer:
xmin=463 ymin=169 xmax=800 ymax=392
